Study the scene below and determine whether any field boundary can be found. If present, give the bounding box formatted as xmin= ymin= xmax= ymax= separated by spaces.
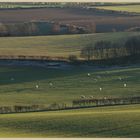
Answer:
xmin=0 ymin=96 xmax=140 ymax=114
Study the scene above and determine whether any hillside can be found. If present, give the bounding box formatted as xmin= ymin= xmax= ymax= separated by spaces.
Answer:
xmin=0 ymin=7 xmax=140 ymax=33
xmin=0 ymin=105 xmax=139 ymax=137
xmin=0 ymin=32 xmax=140 ymax=59
xmin=0 ymin=65 xmax=139 ymax=106
xmin=96 ymin=5 xmax=140 ymax=13
xmin=0 ymin=2 xmax=140 ymax=138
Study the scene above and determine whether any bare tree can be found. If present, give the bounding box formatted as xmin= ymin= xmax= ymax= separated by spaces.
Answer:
xmin=80 ymin=44 xmax=94 ymax=61
xmin=68 ymin=55 xmax=77 ymax=62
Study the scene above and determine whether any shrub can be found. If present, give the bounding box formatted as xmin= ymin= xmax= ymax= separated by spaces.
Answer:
xmin=68 ymin=55 xmax=77 ymax=62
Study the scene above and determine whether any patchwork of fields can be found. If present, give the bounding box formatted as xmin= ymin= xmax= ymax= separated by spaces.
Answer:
xmin=0 ymin=2 xmax=140 ymax=138
xmin=0 ymin=7 xmax=140 ymax=33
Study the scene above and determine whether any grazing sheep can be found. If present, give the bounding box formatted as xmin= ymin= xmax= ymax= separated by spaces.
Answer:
xmin=80 ymin=95 xmax=86 ymax=99
xmin=49 ymin=83 xmax=53 ymax=86
xmin=99 ymin=87 xmax=102 ymax=91
xmin=104 ymin=97 xmax=107 ymax=99
xmin=87 ymin=73 xmax=91 ymax=76
xmin=124 ymin=83 xmax=127 ymax=87
xmin=90 ymin=96 xmax=94 ymax=98
xmin=35 ymin=85 xmax=39 ymax=89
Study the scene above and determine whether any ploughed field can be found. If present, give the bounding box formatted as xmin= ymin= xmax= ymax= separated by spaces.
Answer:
xmin=0 ymin=7 xmax=140 ymax=32
xmin=0 ymin=32 xmax=140 ymax=59
xmin=0 ymin=65 xmax=139 ymax=106
xmin=0 ymin=104 xmax=139 ymax=137
xmin=96 ymin=5 xmax=140 ymax=13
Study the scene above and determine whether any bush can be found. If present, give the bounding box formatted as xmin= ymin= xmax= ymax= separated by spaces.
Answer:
xmin=68 ymin=55 xmax=77 ymax=62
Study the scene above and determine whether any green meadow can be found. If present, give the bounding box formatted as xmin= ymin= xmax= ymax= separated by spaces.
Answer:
xmin=96 ymin=5 xmax=140 ymax=13
xmin=0 ymin=32 xmax=140 ymax=58
xmin=0 ymin=104 xmax=139 ymax=137
xmin=0 ymin=65 xmax=139 ymax=106
xmin=0 ymin=2 xmax=140 ymax=138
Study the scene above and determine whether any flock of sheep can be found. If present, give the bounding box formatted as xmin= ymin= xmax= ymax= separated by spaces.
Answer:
xmin=10 ymin=71 xmax=127 ymax=97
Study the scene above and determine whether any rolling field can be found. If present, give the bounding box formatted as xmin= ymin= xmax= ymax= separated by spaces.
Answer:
xmin=0 ymin=65 xmax=139 ymax=106
xmin=0 ymin=7 xmax=117 ymax=23
xmin=0 ymin=3 xmax=140 ymax=138
xmin=0 ymin=32 xmax=140 ymax=58
xmin=96 ymin=5 xmax=140 ymax=13
xmin=0 ymin=6 xmax=140 ymax=33
xmin=0 ymin=104 xmax=139 ymax=137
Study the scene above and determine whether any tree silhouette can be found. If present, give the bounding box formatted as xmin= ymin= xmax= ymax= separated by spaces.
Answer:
xmin=80 ymin=44 xmax=94 ymax=61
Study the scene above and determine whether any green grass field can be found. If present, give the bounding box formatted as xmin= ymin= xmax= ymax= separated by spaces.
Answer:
xmin=0 ymin=3 xmax=140 ymax=137
xmin=0 ymin=104 xmax=139 ymax=137
xmin=0 ymin=32 xmax=140 ymax=59
xmin=96 ymin=5 xmax=140 ymax=13
xmin=0 ymin=65 xmax=139 ymax=106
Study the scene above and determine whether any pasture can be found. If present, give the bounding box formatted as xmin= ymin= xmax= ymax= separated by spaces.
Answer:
xmin=0 ymin=64 xmax=139 ymax=106
xmin=0 ymin=104 xmax=139 ymax=137
xmin=96 ymin=5 xmax=140 ymax=13
xmin=0 ymin=3 xmax=139 ymax=138
xmin=0 ymin=32 xmax=140 ymax=59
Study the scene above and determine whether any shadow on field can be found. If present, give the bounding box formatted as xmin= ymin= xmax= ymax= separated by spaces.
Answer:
xmin=0 ymin=65 xmax=90 ymax=85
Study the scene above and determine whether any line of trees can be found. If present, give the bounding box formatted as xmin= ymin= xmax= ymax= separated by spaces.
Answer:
xmin=72 ymin=96 xmax=140 ymax=107
xmin=0 ymin=22 xmax=38 ymax=36
xmin=0 ymin=22 xmax=87 ymax=37
xmin=80 ymin=35 xmax=140 ymax=61
xmin=0 ymin=103 xmax=68 ymax=114
xmin=0 ymin=96 xmax=140 ymax=114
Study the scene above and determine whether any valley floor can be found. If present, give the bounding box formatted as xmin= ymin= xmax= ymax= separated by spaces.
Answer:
xmin=0 ymin=63 xmax=139 ymax=137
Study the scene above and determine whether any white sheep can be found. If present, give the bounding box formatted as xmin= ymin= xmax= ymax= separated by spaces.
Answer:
xmin=35 ymin=85 xmax=39 ymax=89
xmin=80 ymin=95 xmax=86 ymax=99
xmin=124 ymin=83 xmax=127 ymax=87
xmin=87 ymin=73 xmax=91 ymax=76
xmin=49 ymin=82 xmax=53 ymax=86
xmin=90 ymin=96 xmax=94 ymax=98
xmin=99 ymin=87 xmax=102 ymax=91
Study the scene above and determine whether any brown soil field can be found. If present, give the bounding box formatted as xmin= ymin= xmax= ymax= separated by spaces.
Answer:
xmin=0 ymin=7 xmax=140 ymax=32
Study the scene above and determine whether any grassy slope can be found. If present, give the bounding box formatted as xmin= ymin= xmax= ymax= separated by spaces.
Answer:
xmin=0 ymin=104 xmax=139 ymax=137
xmin=0 ymin=32 xmax=140 ymax=58
xmin=96 ymin=5 xmax=140 ymax=13
xmin=0 ymin=65 xmax=139 ymax=106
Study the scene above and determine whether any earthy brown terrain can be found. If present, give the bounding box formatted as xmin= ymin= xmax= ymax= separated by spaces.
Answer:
xmin=0 ymin=7 xmax=140 ymax=32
